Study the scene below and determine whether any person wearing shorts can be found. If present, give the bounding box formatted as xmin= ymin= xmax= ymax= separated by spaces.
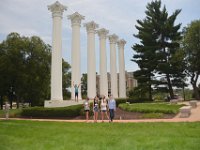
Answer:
xmin=83 ymin=97 xmax=90 ymax=122
xmin=100 ymin=95 xmax=109 ymax=122
xmin=93 ymin=96 xmax=99 ymax=123
xmin=73 ymin=81 xmax=81 ymax=102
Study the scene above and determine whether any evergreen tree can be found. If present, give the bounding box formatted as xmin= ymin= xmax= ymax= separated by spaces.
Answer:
xmin=132 ymin=0 xmax=183 ymax=99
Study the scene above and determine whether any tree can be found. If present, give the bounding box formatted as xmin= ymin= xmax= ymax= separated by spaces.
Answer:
xmin=183 ymin=20 xmax=200 ymax=99
xmin=0 ymin=32 xmax=72 ymax=107
xmin=0 ymin=33 xmax=52 ymax=106
xmin=81 ymin=73 xmax=87 ymax=99
xmin=22 ymin=36 xmax=51 ymax=106
xmin=0 ymin=32 xmax=29 ymax=107
xmin=62 ymin=60 xmax=71 ymax=99
xmin=132 ymin=0 xmax=183 ymax=99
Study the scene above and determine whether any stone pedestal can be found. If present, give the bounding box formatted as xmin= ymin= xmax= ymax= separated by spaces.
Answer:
xmin=84 ymin=21 xmax=99 ymax=98
xmin=68 ymin=12 xmax=85 ymax=100
xmin=109 ymin=34 xmax=119 ymax=98
xmin=189 ymin=100 xmax=198 ymax=108
xmin=97 ymin=28 xmax=109 ymax=97
xmin=179 ymin=106 xmax=192 ymax=118
xmin=48 ymin=1 xmax=67 ymax=101
xmin=117 ymin=39 xmax=126 ymax=98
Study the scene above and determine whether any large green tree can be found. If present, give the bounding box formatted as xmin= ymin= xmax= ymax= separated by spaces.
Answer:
xmin=0 ymin=33 xmax=51 ymax=107
xmin=22 ymin=36 xmax=51 ymax=106
xmin=0 ymin=32 xmax=71 ymax=107
xmin=183 ymin=20 xmax=200 ymax=99
xmin=132 ymin=0 xmax=183 ymax=99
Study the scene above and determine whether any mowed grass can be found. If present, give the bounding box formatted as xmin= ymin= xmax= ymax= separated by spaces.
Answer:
xmin=119 ymin=103 xmax=183 ymax=114
xmin=0 ymin=120 xmax=200 ymax=150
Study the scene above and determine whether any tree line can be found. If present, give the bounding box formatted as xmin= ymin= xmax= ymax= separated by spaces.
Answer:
xmin=132 ymin=0 xmax=200 ymax=100
xmin=0 ymin=32 xmax=71 ymax=109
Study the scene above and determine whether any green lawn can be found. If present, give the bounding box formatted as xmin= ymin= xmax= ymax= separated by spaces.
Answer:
xmin=119 ymin=103 xmax=183 ymax=114
xmin=0 ymin=120 xmax=200 ymax=150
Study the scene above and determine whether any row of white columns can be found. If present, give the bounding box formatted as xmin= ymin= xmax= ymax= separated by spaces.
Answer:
xmin=48 ymin=1 xmax=126 ymax=100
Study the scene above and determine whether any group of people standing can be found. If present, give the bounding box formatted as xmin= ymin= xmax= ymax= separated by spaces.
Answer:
xmin=83 ymin=94 xmax=116 ymax=123
xmin=73 ymin=81 xmax=116 ymax=122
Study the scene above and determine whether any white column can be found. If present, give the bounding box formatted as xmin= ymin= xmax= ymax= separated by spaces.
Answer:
xmin=108 ymin=34 xmax=119 ymax=98
xmin=117 ymin=39 xmax=126 ymax=98
xmin=68 ymin=12 xmax=85 ymax=100
xmin=84 ymin=21 xmax=99 ymax=98
xmin=97 ymin=28 xmax=109 ymax=97
xmin=48 ymin=1 xmax=67 ymax=100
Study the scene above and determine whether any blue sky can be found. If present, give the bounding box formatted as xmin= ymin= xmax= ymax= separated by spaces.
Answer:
xmin=0 ymin=0 xmax=199 ymax=74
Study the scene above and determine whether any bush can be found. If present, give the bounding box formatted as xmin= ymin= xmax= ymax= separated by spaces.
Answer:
xmin=0 ymin=109 xmax=22 ymax=118
xmin=21 ymin=105 xmax=83 ymax=118
xmin=116 ymin=98 xmax=152 ymax=107
xmin=118 ymin=103 xmax=184 ymax=114
xmin=115 ymin=98 xmax=127 ymax=107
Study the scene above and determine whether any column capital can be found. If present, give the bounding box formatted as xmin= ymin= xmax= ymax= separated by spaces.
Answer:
xmin=117 ymin=39 xmax=126 ymax=48
xmin=68 ymin=12 xmax=85 ymax=27
xmin=84 ymin=21 xmax=99 ymax=33
xmin=97 ymin=28 xmax=109 ymax=39
xmin=108 ymin=34 xmax=119 ymax=44
xmin=48 ymin=1 xmax=67 ymax=18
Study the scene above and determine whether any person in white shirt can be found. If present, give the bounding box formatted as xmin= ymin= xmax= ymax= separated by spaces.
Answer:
xmin=108 ymin=94 xmax=116 ymax=122
xmin=100 ymin=95 xmax=109 ymax=122
xmin=83 ymin=97 xmax=90 ymax=122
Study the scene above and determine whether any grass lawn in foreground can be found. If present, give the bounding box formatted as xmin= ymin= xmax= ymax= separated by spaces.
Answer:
xmin=0 ymin=120 xmax=200 ymax=150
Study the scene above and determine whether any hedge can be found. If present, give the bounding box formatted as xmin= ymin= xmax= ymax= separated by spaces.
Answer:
xmin=21 ymin=104 xmax=83 ymax=118
xmin=0 ymin=109 xmax=22 ymax=118
xmin=115 ymin=98 xmax=152 ymax=107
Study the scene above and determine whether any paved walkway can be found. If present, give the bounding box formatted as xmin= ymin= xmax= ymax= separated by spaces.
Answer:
xmin=1 ymin=101 xmax=200 ymax=123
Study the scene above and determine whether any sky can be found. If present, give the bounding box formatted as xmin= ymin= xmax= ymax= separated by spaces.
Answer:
xmin=0 ymin=0 xmax=200 ymax=75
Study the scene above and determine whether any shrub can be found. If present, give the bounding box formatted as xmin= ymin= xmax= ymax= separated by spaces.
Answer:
xmin=115 ymin=98 xmax=127 ymax=107
xmin=116 ymin=98 xmax=152 ymax=107
xmin=0 ymin=109 xmax=22 ymax=118
xmin=21 ymin=105 xmax=83 ymax=118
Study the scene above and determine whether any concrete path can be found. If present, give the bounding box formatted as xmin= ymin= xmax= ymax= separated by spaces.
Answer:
xmin=1 ymin=101 xmax=200 ymax=123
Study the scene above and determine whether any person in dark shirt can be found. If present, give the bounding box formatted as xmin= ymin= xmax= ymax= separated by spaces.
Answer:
xmin=73 ymin=81 xmax=81 ymax=102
